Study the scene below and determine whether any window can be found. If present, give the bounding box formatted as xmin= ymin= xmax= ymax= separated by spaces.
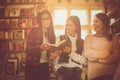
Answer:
xmin=53 ymin=9 xmax=67 ymax=25
xmin=81 ymin=30 xmax=87 ymax=39
xmin=55 ymin=29 xmax=65 ymax=37
xmin=54 ymin=9 xmax=88 ymax=25
xmin=53 ymin=7 xmax=104 ymax=39
xmin=71 ymin=10 xmax=88 ymax=25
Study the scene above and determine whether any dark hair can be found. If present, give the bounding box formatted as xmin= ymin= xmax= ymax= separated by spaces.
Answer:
xmin=65 ymin=16 xmax=81 ymax=39
xmin=95 ymin=13 xmax=112 ymax=41
xmin=37 ymin=10 xmax=55 ymax=44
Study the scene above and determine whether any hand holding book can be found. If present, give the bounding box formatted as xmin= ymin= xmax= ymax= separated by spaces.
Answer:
xmin=49 ymin=49 xmax=62 ymax=61
xmin=48 ymin=39 xmax=66 ymax=47
xmin=40 ymin=44 xmax=51 ymax=51
xmin=63 ymin=46 xmax=71 ymax=54
xmin=48 ymin=39 xmax=67 ymax=61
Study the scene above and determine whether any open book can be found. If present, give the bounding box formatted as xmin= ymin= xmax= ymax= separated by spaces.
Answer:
xmin=48 ymin=40 xmax=67 ymax=60
xmin=48 ymin=40 xmax=66 ymax=47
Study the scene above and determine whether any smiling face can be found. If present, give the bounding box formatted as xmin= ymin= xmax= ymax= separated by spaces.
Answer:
xmin=41 ymin=13 xmax=51 ymax=29
xmin=65 ymin=20 xmax=77 ymax=36
xmin=93 ymin=16 xmax=104 ymax=33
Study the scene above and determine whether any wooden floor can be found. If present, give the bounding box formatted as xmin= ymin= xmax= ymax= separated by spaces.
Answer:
xmin=0 ymin=75 xmax=56 ymax=80
xmin=0 ymin=69 xmax=87 ymax=80
xmin=0 ymin=77 xmax=56 ymax=80
xmin=0 ymin=76 xmax=25 ymax=80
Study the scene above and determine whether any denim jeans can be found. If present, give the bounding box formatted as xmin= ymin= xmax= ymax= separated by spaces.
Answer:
xmin=56 ymin=66 xmax=82 ymax=80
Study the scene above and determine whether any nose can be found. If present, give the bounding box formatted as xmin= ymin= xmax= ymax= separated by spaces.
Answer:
xmin=66 ymin=24 xmax=70 ymax=29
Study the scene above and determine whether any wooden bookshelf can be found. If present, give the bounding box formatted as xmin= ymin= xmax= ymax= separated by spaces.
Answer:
xmin=0 ymin=1 xmax=45 ymax=76
xmin=0 ymin=1 xmax=45 ymax=6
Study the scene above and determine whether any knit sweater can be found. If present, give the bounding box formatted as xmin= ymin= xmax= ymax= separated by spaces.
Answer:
xmin=84 ymin=35 xmax=119 ymax=80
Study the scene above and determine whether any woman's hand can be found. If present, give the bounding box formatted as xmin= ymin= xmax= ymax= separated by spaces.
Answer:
xmin=88 ymin=56 xmax=98 ymax=62
xmin=40 ymin=44 xmax=51 ymax=51
xmin=49 ymin=49 xmax=62 ymax=61
xmin=63 ymin=46 xmax=71 ymax=54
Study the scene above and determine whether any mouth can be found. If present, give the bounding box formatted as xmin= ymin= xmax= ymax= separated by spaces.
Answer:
xmin=45 ymin=23 xmax=50 ymax=26
xmin=66 ymin=30 xmax=70 ymax=34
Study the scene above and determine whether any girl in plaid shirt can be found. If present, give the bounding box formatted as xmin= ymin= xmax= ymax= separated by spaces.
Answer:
xmin=25 ymin=9 xmax=55 ymax=80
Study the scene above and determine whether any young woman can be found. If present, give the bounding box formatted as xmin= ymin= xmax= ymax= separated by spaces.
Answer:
xmin=25 ymin=10 xmax=55 ymax=80
xmin=49 ymin=16 xmax=86 ymax=80
xmin=84 ymin=13 xmax=120 ymax=80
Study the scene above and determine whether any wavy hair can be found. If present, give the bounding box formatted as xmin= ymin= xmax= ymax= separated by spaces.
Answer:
xmin=95 ymin=13 xmax=112 ymax=41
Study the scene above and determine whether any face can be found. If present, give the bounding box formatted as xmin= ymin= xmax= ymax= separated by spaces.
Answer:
xmin=93 ymin=16 xmax=104 ymax=33
xmin=41 ymin=13 xmax=51 ymax=28
xmin=66 ymin=20 xmax=76 ymax=36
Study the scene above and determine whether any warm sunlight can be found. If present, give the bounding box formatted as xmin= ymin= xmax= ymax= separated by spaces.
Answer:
xmin=71 ymin=10 xmax=88 ymax=25
xmin=53 ymin=9 xmax=67 ymax=25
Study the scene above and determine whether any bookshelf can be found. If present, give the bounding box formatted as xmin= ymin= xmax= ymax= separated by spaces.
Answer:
xmin=0 ymin=0 xmax=45 ymax=76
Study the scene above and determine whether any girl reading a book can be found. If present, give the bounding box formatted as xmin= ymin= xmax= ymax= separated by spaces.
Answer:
xmin=49 ymin=16 xmax=86 ymax=80
xmin=25 ymin=9 xmax=55 ymax=80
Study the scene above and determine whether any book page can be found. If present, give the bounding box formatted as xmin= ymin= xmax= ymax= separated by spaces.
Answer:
xmin=48 ymin=40 xmax=66 ymax=47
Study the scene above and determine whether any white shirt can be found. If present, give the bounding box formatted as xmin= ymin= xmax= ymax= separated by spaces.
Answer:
xmin=40 ymin=34 xmax=49 ymax=63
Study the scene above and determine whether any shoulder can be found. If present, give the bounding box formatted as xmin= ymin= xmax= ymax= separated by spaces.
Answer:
xmin=60 ymin=35 xmax=67 ymax=38
xmin=79 ymin=38 xmax=84 ymax=43
xmin=85 ymin=34 xmax=93 ymax=40
xmin=59 ymin=35 xmax=68 ymax=40
xmin=31 ymin=27 xmax=41 ymax=32
xmin=27 ymin=27 xmax=42 ymax=39
xmin=29 ymin=27 xmax=42 ymax=35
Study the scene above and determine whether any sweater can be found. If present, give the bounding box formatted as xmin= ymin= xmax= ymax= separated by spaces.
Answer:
xmin=84 ymin=35 xmax=118 ymax=80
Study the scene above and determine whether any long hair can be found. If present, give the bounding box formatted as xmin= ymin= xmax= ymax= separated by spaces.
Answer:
xmin=95 ymin=13 xmax=112 ymax=41
xmin=65 ymin=16 xmax=81 ymax=39
xmin=65 ymin=16 xmax=83 ymax=54
xmin=37 ymin=10 xmax=55 ymax=44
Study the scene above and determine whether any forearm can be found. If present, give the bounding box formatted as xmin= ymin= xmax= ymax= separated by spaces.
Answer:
xmin=88 ymin=47 xmax=110 ymax=59
xmin=98 ymin=52 xmax=120 ymax=64
xmin=69 ymin=51 xmax=86 ymax=64
xmin=98 ymin=36 xmax=120 ymax=64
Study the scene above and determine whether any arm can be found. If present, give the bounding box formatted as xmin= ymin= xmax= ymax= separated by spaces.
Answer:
xmin=87 ymin=47 xmax=110 ymax=59
xmin=69 ymin=51 xmax=86 ymax=64
xmin=49 ymin=49 xmax=61 ymax=61
xmin=98 ymin=35 xmax=120 ymax=64
xmin=84 ymin=35 xmax=97 ymax=61
xmin=84 ymin=35 xmax=110 ymax=61
xmin=49 ymin=36 xmax=61 ymax=61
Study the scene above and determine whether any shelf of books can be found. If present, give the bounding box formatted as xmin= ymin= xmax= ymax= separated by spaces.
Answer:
xmin=0 ymin=0 xmax=45 ymax=76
